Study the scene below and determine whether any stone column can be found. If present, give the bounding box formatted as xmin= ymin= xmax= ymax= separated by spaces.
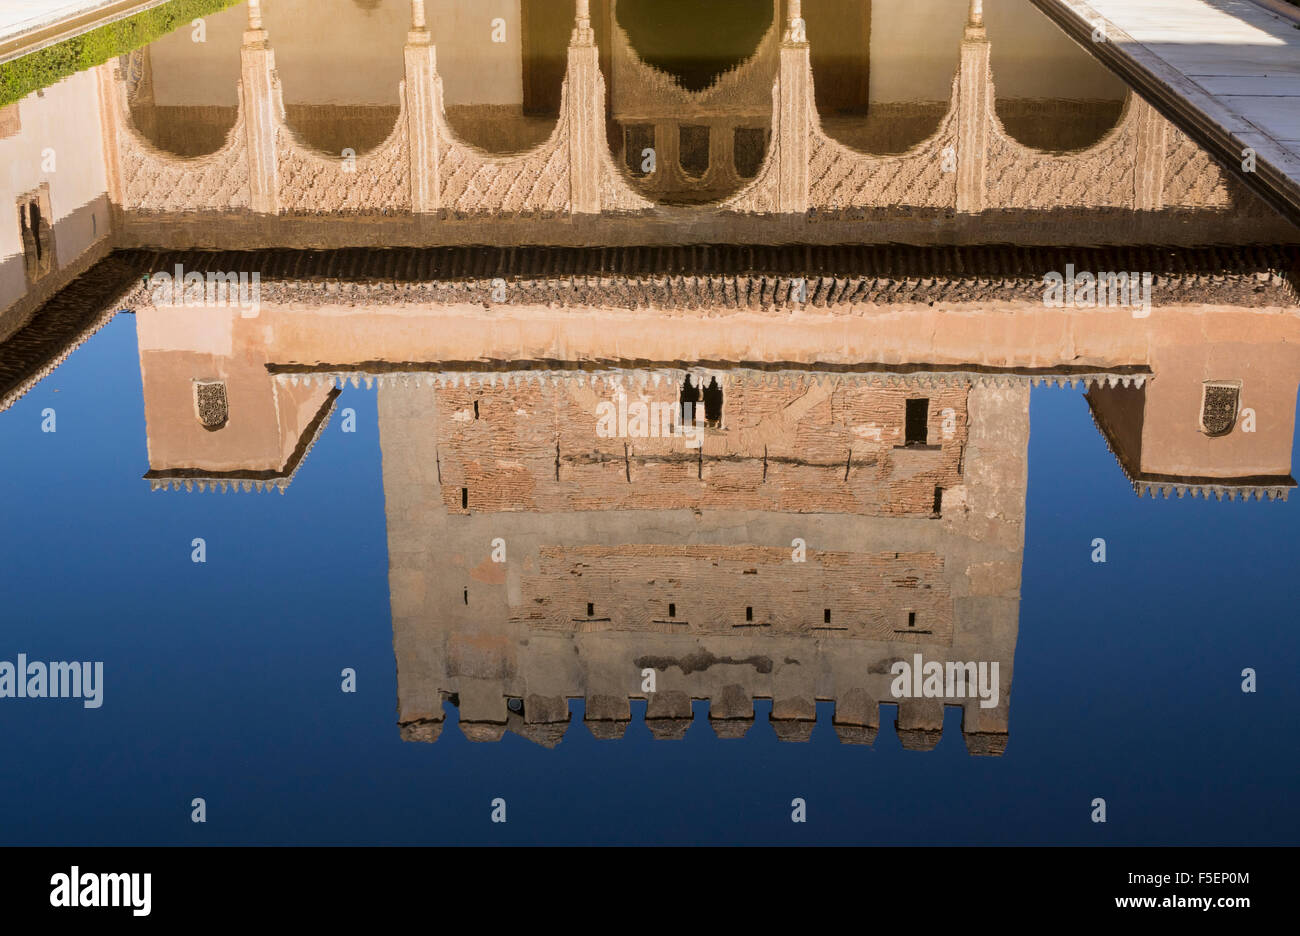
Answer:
xmin=567 ymin=0 xmax=604 ymax=214
xmin=653 ymin=121 xmax=683 ymax=196
xmin=711 ymin=120 xmax=739 ymax=191
xmin=129 ymin=46 xmax=157 ymax=142
xmin=95 ymin=62 xmax=127 ymax=210
xmin=405 ymin=0 xmax=443 ymax=213
xmin=955 ymin=0 xmax=990 ymax=214
xmin=240 ymin=0 xmax=280 ymax=214
xmin=1132 ymin=96 xmax=1167 ymax=211
xmin=776 ymin=0 xmax=810 ymax=214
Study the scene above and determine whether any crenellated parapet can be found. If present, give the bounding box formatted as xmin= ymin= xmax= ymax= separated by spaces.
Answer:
xmin=395 ymin=689 xmax=1009 ymax=754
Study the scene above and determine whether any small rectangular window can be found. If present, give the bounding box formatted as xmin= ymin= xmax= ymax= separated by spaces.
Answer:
xmin=905 ymin=398 xmax=929 ymax=446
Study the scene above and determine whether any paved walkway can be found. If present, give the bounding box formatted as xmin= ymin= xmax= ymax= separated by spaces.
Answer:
xmin=1035 ymin=0 xmax=1300 ymax=227
xmin=0 ymin=0 xmax=171 ymax=64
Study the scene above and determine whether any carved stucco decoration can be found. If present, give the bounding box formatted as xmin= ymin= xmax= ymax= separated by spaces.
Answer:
xmin=194 ymin=380 xmax=229 ymax=430
xmin=1200 ymin=380 xmax=1241 ymax=437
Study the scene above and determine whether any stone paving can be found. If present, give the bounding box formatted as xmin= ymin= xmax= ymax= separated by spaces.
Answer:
xmin=1036 ymin=0 xmax=1300 ymax=225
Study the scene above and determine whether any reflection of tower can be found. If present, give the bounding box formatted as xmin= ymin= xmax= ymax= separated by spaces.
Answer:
xmin=1088 ymin=339 xmax=1299 ymax=500
xmin=382 ymin=370 xmax=1025 ymax=754
xmin=134 ymin=306 xmax=339 ymax=492
xmin=98 ymin=246 xmax=1300 ymax=759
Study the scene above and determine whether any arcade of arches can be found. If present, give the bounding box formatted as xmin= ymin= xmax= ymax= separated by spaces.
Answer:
xmin=123 ymin=0 xmax=1128 ymax=202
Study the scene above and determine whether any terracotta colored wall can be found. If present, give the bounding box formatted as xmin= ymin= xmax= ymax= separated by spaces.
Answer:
xmin=434 ymin=378 xmax=966 ymax=515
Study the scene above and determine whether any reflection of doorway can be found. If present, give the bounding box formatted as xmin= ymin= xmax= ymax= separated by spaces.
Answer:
xmin=805 ymin=0 xmax=871 ymax=115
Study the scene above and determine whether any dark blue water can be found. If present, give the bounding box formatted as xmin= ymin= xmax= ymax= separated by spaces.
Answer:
xmin=0 ymin=313 xmax=1295 ymax=845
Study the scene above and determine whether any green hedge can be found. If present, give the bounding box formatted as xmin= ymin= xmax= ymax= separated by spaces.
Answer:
xmin=0 ymin=0 xmax=241 ymax=107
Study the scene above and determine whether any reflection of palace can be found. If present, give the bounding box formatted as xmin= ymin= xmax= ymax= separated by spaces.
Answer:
xmin=68 ymin=246 xmax=1297 ymax=753
xmin=1 ymin=1 xmax=1299 ymax=753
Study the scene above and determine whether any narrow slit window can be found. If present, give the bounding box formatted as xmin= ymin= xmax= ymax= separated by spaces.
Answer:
xmin=461 ymin=487 xmax=468 ymax=509
xmin=745 ymin=606 xmax=753 ymax=622
xmin=28 ymin=202 xmax=41 ymax=261
xmin=668 ymin=603 xmax=676 ymax=618
xmin=702 ymin=377 xmax=723 ymax=427
xmin=680 ymin=374 xmax=701 ymax=426
xmin=824 ymin=608 xmax=831 ymax=624
xmin=587 ymin=602 xmax=594 ymax=617
xmin=908 ymin=611 xmax=916 ymax=628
